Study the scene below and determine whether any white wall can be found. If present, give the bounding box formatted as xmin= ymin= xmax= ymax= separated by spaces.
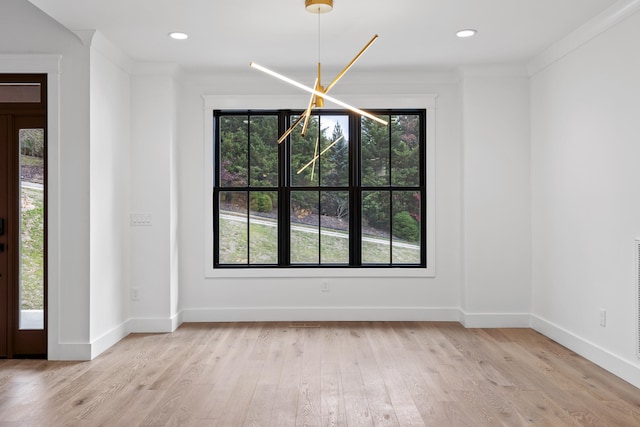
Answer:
xmin=129 ymin=64 xmax=181 ymax=332
xmin=0 ymin=0 xmax=92 ymax=359
xmin=170 ymin=74 xmax=181 ymax=325
xmin=531 ymin=9 xmax=640 ymax=386
xmin=461 ymin=70 xmax=532 ymax=326
xmin=177 ymin=68 xmax=536 ymax=326
xmin=177 ymin=70 xmax=464 ymax=321
xmin=88 ymin=31 xmax=132 ymax=356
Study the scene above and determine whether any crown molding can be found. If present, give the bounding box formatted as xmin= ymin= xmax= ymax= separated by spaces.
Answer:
xmin=528 ymin=0 xmax=640 ymax=76
xmin=71 ymin=29 xmax=95 ymax=46
xmin=89 ymin=30 xmax=134 ymax=74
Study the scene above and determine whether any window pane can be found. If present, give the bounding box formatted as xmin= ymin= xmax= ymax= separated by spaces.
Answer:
xmin=219 ymin=116 xmax=248 ymax=187
xmin=218 ymin=191 xmax=248 ymax=264
xmin=361 ymin=115 xmax=390 ymax=186
xmin=361 ymin=191 xmax=390 ymax=264
xmin=249 ymin=191 xmax=278 ymax=264
xmin=392 ymin=191 xmax=421 ymax=264
xmin=391 ymin=115 xmax=420 ymax=186
xmin=19 ymin=129 xmax=45 ymax=330
xmin=249 ymin=116 xmax=278 ymax=187
xmin=290 ymin=114 xmax=320 ymax=187
xmin=290 ymin=191 xmax=319 ymax=264
xmin=319 ymin=115 xmax=349 ymax=187
xmin=320 ymin=191 xmax=349 ymax=264
xmin=0 ymin=83 xmax=41 ymax=103
xmin=291 ymin=114 xmax=349 ymax=187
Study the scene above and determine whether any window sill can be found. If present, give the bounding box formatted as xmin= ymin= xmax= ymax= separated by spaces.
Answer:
xmin=205 ymin=266 xmax=435 ymax=279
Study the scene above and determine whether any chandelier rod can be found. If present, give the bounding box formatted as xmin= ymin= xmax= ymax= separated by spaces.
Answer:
xmin=325 ymin=34 xmax=378 ymax=93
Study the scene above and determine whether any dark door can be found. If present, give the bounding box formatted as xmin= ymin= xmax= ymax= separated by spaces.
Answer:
xmin=0 ymin=75 xmax=47 ymax=358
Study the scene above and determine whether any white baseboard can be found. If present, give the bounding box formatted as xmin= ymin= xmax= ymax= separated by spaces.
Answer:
xmin=171 ymin=311 xmax=183 ymax=331
xmin=459 ymin=311 xmax=531 ymax=328
xmin=47 ymin=342 xmax=92 ymax=361
xmin=126 ymin=314 xmax=182 ymax=334
xmin=181 ymin=307 xmax=460 ymax=323
xmin=90 ymin=321 xmax=129 ymax=359
xmin=531 ymin=315 xmax=640 ymax=390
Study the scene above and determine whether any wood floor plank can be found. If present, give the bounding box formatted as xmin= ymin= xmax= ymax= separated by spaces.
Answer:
xmin=243 ymin=384 xmax=278 ymax=427
xmin=342 ymin=387 xmax=374 ymax=427
xmin=364 ymin=325 xmax=425 ymax=426
xmin=200 ymin=386 xmax=233 ymax=424
xmin=216 ymin=364 xmax=262 ymax=426
xmin=337 ymin=324 xmax=372 ymax=427
xmin=295 ymin=328 xmax=322 ymax=427
xmin=0 ymin=322 xmax=639 ymax=426
xmin=362 ymin=383 xmax=400 ymax=426
xmin=276 ymin=326 xmax=304 ymax=389
xmin=269 ymin=386 xmax=299 ymax=427
xmin=256 ymin=328 xmax=287 ymax=387
xmin=320 ymin=361 xmax=347 ymax=427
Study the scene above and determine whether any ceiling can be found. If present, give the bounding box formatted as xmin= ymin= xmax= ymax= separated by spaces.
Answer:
xmin=28 ymin=0 xmax=619 ymax=72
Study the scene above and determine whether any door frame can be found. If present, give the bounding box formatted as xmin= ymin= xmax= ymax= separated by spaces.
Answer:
xmin=0 ymin=55 xmax=60 ymax=359
xmin=0 ymin=75 xmax=48 ymax=357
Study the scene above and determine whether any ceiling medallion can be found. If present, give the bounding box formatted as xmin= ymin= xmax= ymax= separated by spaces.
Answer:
xmin=250 ymin=0 xmax=388 ymax=145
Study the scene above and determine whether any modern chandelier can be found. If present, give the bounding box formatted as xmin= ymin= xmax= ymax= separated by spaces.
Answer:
xmin=250 ymin=0 xmax=388 ymax=144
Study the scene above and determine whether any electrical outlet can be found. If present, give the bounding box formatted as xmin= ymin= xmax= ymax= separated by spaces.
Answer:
xmin=599 ymin=309 xmax=606 ymax=327
xmin=321 ymin=280 xmax=330 ymax=292
xmin=131 ymin=287 xmax=140 ymax=301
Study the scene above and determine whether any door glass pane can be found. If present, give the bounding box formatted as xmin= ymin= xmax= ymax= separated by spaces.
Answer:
xmin=249 ymin=191 xmax=278 ymax=264
xmin=392 ymin=191 xmax=421 ymax=264
xmin=290 ymin=191 xmax=319 ymax=264
xmin=218 ymin=191 xmax=248 ymax=264
xmin=361 ymin=191 xmax=390 ymax=264
xmin=0 ymin=83 xmax=41 ymax=103
xmin=19 ymin=129 xmax=44 ymax=330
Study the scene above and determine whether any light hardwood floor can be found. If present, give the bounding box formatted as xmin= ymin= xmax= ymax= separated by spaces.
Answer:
xmin=0 ymin=322 xmax=639 ymax=426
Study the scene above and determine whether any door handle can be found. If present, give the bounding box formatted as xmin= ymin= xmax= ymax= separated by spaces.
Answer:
xmin=0 ymin=219 xmax=4 ymax=252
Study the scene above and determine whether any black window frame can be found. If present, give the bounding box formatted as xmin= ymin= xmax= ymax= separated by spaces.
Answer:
xmin=213 ymin=108 xmax=427 ymax=268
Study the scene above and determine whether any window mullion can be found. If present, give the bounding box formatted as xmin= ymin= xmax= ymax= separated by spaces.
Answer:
xmin=421 ymin=110 xmax=427 ymax=267
xmin=246 ymin=116 xmax=251 ymax=265
xmin=213 ymin=112 xmax=219 ymax=267
xmin=317 ymin=189 xmax=321 ymax=265
xmin=388 ymin=115 xmax=393 ymax=264
xmin=279 ymin=111 xmax=290 ymax=266
xmin=351 ymin=112 xmax=361 ymax=266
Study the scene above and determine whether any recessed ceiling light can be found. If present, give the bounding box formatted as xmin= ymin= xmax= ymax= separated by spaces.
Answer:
xmin=456 ymin=29 xmax=477 ymax=38
xmin=169 ymin=32 xmax=188 ymax=40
